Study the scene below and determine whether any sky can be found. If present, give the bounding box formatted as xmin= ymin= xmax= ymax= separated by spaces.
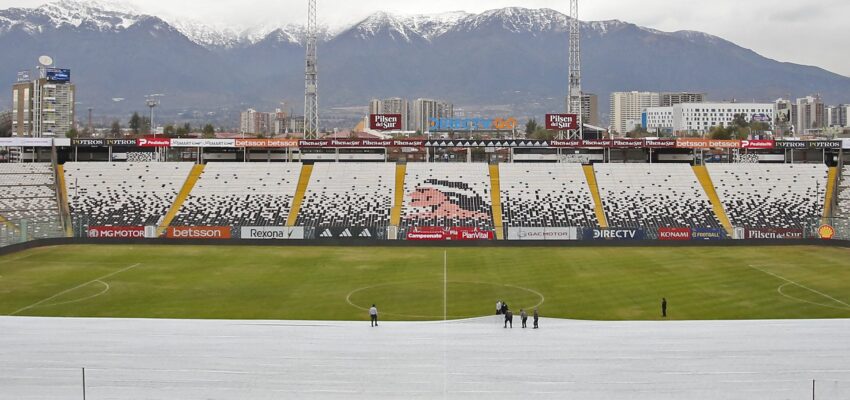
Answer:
xmin=3 ymin=0 xmax=849 ymax=76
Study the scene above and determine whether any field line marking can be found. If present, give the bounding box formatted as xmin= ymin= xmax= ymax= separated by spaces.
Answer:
xmin=9 ymin=263 xmax=141 ymax=316
xmin=748 ymin=264 xmax=850 ymax=309
xmin=36 ymin=280 xmax=111 ymax=309
xmin=776 ymin=283 xmax=850 ymax=311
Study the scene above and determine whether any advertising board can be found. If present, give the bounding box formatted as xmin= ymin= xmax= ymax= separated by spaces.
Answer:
xmin=316 ymin=227 xmax=380 ymax=239
xmin=166 ymin=226 xmax=231 ymax=239
xmin=45 ymin=68 xmax=71 ymax=82
xmin=507 ymin=227 xmax=579 ymax=241
xmin=545 ymin=114 xmax=579 ymax=131
xmin=86 ymin=226 xmax=145 ymax=239
xmin=740 ymin=140 xmax=775 ymax=149
xmin=582 ymin=228 xmax=646 ymax=240
xmin=818 ymin=225 xmax=836 ymax=240
xmin=234 ymin=138 xmax=299 ymax=148
xmin=644 ymin=139 xmax=677 ymax=148
xmin=676 ymin=139 xmax=741 ymax=149
xmin=369 ymin=114 xmax=403 ymax=131
xmin=240 ymin=226 xmax=304 ymax=240
xmin=406 ymin=227 xmax=495 ymax=241
xmin=137 ymin=137 xmax=172 ymax=148
xmin=691 ymin=228 xmax=725 ymax=240
xmin=428 ymin=117 xmax=518 ymax=131
xmin=0 ymin=138 xmax=54 ymax=147
xmin=744 ymin=228 xmax=804 ymax=240
xmin=171 ymin=138 xmax=235 ymax=148
xmin=775 ymin=141 xmax=841 ymax=149
xmin=658 ymin=227 xmax=691 ymax=241
xmin=71 ymin=139 xmax=137 ymax=147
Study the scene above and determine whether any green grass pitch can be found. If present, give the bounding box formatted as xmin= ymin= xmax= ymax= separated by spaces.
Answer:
xmin=1 ymin=245 xmax=849 ymax=321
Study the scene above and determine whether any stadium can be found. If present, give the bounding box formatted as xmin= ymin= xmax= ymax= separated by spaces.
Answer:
xmin=2 ymin=137 xmax=850 ymax=398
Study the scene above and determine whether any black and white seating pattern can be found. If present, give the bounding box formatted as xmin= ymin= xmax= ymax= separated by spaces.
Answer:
xmin=0 ymin=163 xmax=63 ymax=242
xmin=499 ymin=163 xmax=598 ymax=228
xmin=172 ymin=163 xmax=300 ymax=226
xmin=296 ymin=163 xmax=394 ymax=228
xmin=595 ymin=164 xmax=723 ymax=229
xmin=835 ymin=166 xmax=850 ymax=220
xmin=400 ymin=164 xmax=494 ymax=231
xmin=708 ymin=164 xmax=827 ymax=229
xmin=65 ymin=162 xmax=193 ymax=226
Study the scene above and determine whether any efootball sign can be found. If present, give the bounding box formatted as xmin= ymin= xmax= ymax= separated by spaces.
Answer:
xmin=545 ymin=114 xmax=579 ymax=131
xmin=370 ymin=114 xmax=403 ymax=131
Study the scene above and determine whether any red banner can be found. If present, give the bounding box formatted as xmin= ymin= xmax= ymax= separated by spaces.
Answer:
xmin=740 ymin=140 xmax=775 ymax=149
xmin=676 ymin=139 xmax=741 ymax=149
xmin=166 ymin=226 xmax=231 ymax=239
xmin=406 ymin=227 xmax=494 ymax=241
xmin=658 ymin=227 xmax=691 ymax=241
xmin=297 ymin=139 xmax=425 ymax=148
xmin=87 ymin=226 xmax=145 ymax=239
xmin=645 ymin=139 xmax=677 ymax=148
xmin=745 ymin=228 xmax=803 ymax=240
xmin=137 ymin=137 xmax=172 ymax=147
xmin=611 ymin=139 xmax=645 ymax=148
xmin=234 ymin=138 xmax=298 ymax=148
xmin=369 ymin=114 xmax=403 ymax=131
xmin=545 ymin=114 xmax=579 ymax=131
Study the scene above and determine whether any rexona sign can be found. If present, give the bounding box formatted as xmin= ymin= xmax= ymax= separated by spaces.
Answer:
xmin=87 ymin=226 xmax=145 ymax=239
xmin=166 ymin=226 xmax=231 ymax=239
xmin=429 ymin=117 xmax=518 ymax=131
xmin=240 ymin=226 xmax=305 ymax=240
xmin=545 ymin=114 xmax=579 ymax=131
xmin=369 ymin=114 xmax=403 ymax=131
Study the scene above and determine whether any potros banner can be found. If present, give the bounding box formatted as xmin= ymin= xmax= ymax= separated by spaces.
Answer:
xmin=744 ymin=228 xmax=804 ymax=240
xmin=507 ymin=227 xmax=579 ymax=241
xmin=582 ymin=228 xmax=646 ymax=240
xmin=86 ymin=226 xmax=145 ymax=239
xmin=658 ymin=227 xmax=691 ymax=241
xmin=166 ymin=226 xmax=231 ymax=239
xmin=406 ymin=227 xmax=495 ymax=241
xmin=240 ymin=226 xmax=304 ymax=240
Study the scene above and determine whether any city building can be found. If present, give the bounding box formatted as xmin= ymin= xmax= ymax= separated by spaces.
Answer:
xmin=566 ymin=93 xmax=600 ymax=127
xmin=610 ymin=91 xmax=660 ymax=134
xmin=239 ymin=109 xmax=273 ymax=136
xmin=644 ymin=102 xmax=775 ymax=135
xmin=11 ymin=68 xmax=76 ymax=137
xmin=794 ymin=95 xmax=825 ymax=134
xmin=661 ymin=92 xmax=706 ymax=107
xmin=412 ymin=99 xmax=454 ymax=134
xmin=368 ymin=98 xmax=410 ymax=131
xmin=825 ymin=105 xmax=848 ymax=128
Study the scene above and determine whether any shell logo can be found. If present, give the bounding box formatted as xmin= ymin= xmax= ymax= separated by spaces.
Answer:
xmin=818 ymin=224 xmax=836 ymax=240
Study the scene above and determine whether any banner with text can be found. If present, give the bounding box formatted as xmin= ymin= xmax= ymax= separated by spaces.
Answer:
xmin=582 ymin=228 xmax=646 ymax=240
xmin=658 ymin=227 xmax=692 ymax=241
xmin=240 ymin=226 xmax=305 ymax=240
xmin=86 ymin=226 xmax=145 ymax=239
xmin=166 ymin=226 xmax=231 ymax=239
xmin=507 ymin=227 xmax=580 ymax=241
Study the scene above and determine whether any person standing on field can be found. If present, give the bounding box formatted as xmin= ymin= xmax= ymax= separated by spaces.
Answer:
xmin=501 ymin=302 xmax=508 ymax=315
xmin=661 ymin=298 xmax=667 ymax=318
xmin=533 ymin=309 xmax=539 ymax=329
xmin=520 ymin=309 xmax=528 ymax=328
xmin=496 ymin=300 xmax=502 ymax=315
xmin=504 ymin=309 xmax=513 ymax=328
xmin=370 ymin=304 xmax=379 ymax=327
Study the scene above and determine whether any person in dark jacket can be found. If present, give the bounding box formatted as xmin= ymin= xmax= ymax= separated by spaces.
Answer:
xmin=501 ymin=302 xmax=508 ymax=315
xmin=533 ymin=309 xmax=539 ymax=329
xmin=661 ymin=298 xmax=667 ymax=318
xmin=504 ymin=309 xmax=513 ymax=328
xmin=520 ymin=309 xmax=528 ymax=328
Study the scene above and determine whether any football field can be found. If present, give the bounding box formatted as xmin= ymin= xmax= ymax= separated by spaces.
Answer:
xmin=1 ymin=244 xmax=849 ymax=321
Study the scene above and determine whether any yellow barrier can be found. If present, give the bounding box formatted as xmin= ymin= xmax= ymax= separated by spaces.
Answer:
xmin=823 ymin=166 xmax=838 ymax=222
xmin=583 ymin=165 xmax=608 ymax=228
xmin=286 ymin=164 xmax=314 ymax=227
xmin=157 ymin=164 xmax=206 ymax=236
xmin=489 ymin=164 xmax=505 ymax=240
xmin=389 ymin=164 xmax=407 ymax=228
xmin=693 ymin=166 xmax=734 ymax=236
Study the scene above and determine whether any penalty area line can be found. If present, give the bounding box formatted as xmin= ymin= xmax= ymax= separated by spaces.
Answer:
xmin=9 ymin=263 xmax=142 ymax=316
xmin=748 ymin=264 xmax=850 ymax=310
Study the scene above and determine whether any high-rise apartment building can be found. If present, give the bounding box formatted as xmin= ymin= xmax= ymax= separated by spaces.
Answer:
xmin=412 ymin=99 xmax=454 ymax=134
xmin=240 ymin=109 xmax=273 ymax=136
xmin=825 ymin=105 xmax=848 ymax=128
xmin=368 ymin=98 xmax=410 ymax=131
xmin=12 ymin=71 xmax=76 ymax=137
xmin=566 ymin=93 xmax=600 ymax=127
xmin=610 ymin=91 xmax=660 ymax=134
xmin=661 ymin=92 xmax=706 ymax=107
xmin=645 ymin=103 xmax=774 ymax=135
xmin=794 ymin=95 xmax=825 ymax=133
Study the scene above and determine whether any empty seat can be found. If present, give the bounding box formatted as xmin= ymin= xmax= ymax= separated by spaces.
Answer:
xmin=400 ymin=163 xmax=494 ymax=232
xmin=499 ymin=163 xmax=598 ymax=228
xmin=296 ymin=163 xmax=394 ymax=228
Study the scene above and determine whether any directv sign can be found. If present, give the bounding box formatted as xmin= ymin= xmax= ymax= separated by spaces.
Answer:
xmin=46 ymin=68 xmax=71 ymax=82
xmin=429 ymin=117 xmax=518 ymax=131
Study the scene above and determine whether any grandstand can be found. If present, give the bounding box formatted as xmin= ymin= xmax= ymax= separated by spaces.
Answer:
xmin=172 ymin=163 xmax=301 ymax=227
xmin=499 ymin=163 xmax=598 ymax=228
xmin=296 ymin=162 xmax=394 ymax=228
xmin=65 ymin=162 xmax=194 ymax=227
xmin=0 ymin=163 xmax=63 ymax=244
xmin=400 ymin=163 xmax=495 ymax=233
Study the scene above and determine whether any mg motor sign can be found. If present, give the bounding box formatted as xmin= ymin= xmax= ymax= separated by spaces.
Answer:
xmin=658 ymin=227 xmax=691 ymax=241
xmin=240 ymin=226 xmax=304 ymax=240
xmin=370 ymin=114 xmax=403 ymax=131
xmin=741 ymin=140 xmax=775 ymax=149
xmin=545 ymin=114 xmax=578 ymax=131
xmin=583 ymin=228 xmax=646 ymax=240
xmin=744 ymin=228 xmax=803 ymax=240
xmin=137 ymin=137 xmax=171 ymax=147
xmin=507 ymin=227 xmax=579 ymax=241
xmin=166 ymin=226 xmax=231 ymax=239
xmin=87 ymin=226 xmax=145 ymax=239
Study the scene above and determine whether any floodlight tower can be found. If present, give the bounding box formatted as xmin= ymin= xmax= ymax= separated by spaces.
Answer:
xmin=566 ymin=0 xmax=584 ymax=140
xmin=303 ymin=0 xmax=319 ymax=139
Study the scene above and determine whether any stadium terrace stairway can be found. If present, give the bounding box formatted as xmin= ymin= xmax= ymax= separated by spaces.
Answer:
xmin=286 ymin=164 xmax=314 ymax=227
xmin=583 ymin=165 xmax=608 ymax=228
xmin=824 ymin=167 xmax=839 ymax=221
xmin=389 ymin=164 xmax=407 ymax=229
xmin=488 ymin=164 xmax=504 ymax=240
xmin=693 ymin=166 xmax=734 ymax=236
xmin=56 ymin=164 xmax=72 ymax=237
xmin=0 ymin=163 xmax=64 ymax=242
xmin=157 ymin=164 xmax=206 ymax=236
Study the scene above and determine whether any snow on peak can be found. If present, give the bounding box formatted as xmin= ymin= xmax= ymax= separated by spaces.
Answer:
xmin=400 ymin=11 xmax=471 ymax=40
xmin=347 ymin=11 xmax=423 ymax=42
xmin=35 ymin=0 xmax=141 ymax=30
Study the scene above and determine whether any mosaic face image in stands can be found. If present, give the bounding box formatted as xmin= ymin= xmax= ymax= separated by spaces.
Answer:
xmin=405 ymin=179 xmax=492 ymax=224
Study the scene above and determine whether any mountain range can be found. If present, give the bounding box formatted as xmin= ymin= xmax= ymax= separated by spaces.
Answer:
xmin=2 ymin=0 xmax=849 ymax=128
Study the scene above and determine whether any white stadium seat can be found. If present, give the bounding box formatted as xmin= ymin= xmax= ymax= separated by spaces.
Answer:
xmin=499 ymin=163 xmax=598 ymax=228
xmin=400 ymin=163 xmax=494 ymax=231
xmin=297 ymin=163 xmax=394 ymax=228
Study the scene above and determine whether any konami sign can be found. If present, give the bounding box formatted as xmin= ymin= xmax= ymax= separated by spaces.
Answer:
xmin=370 ymin=114 xmax=403 ymax=131
xmin=658 ymin=227 xmax=691 ymax=241
xmin=545 ymin=114 xmax=579 ymax=131
xmin=137 ymin=137 xmax=171 ymax=147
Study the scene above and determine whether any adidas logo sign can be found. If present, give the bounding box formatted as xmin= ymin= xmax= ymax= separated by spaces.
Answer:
xmin=320 ymin=229 xmax=333 ymax=238
xmin=359 ymin=229 xmax=372 ymax=238
xmin=340 ymin=229 xmax=352 ymax=238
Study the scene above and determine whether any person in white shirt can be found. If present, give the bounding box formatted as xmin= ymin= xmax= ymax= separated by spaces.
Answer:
xmin=496 ymin=300 xmax=502 ymax=315
xmin=369 ymin=305 xmax=378 ymax=327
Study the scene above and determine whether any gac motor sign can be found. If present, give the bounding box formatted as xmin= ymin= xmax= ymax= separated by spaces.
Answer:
xmin=166 ymin=226 xmax=231 ymax=239
xmin=370 ymin=114 xmax=402 ymax=131
xmin=87 ymin=226 xmax=145 ymax=239
xmin=545 ymin=114 xmax=579 ymax=131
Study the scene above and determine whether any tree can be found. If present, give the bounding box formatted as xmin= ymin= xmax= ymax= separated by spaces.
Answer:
xmin=110 ymin=120 xmax=122 ymax=138
xmin=183 ymin=123 xmax=192 ymax=134
xmin=66 ymin=128 xmax=79 ymax=139
xmin=202 ymin=124 xmax=215 ymax=138
xmin=129 ymin=112 xmax=142 ymax=135
xmin=525 ymin=119 xmax=539 ymax=136
xmin=175 ymin=124 xmax=189 ymax=137
xmin=709 ymin=125 xmax=733 ymax=140
xmin=163 ymin=124 xmax=176 ymax=136
xmin=627 ymin=125 xmax=650 ymax=138
xmin=528 ymin=128 xmax=556 ymax=140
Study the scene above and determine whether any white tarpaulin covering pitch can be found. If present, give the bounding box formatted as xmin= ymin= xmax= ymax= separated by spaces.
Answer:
xmin=1 ymin=316 xmax=849 ymax=399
